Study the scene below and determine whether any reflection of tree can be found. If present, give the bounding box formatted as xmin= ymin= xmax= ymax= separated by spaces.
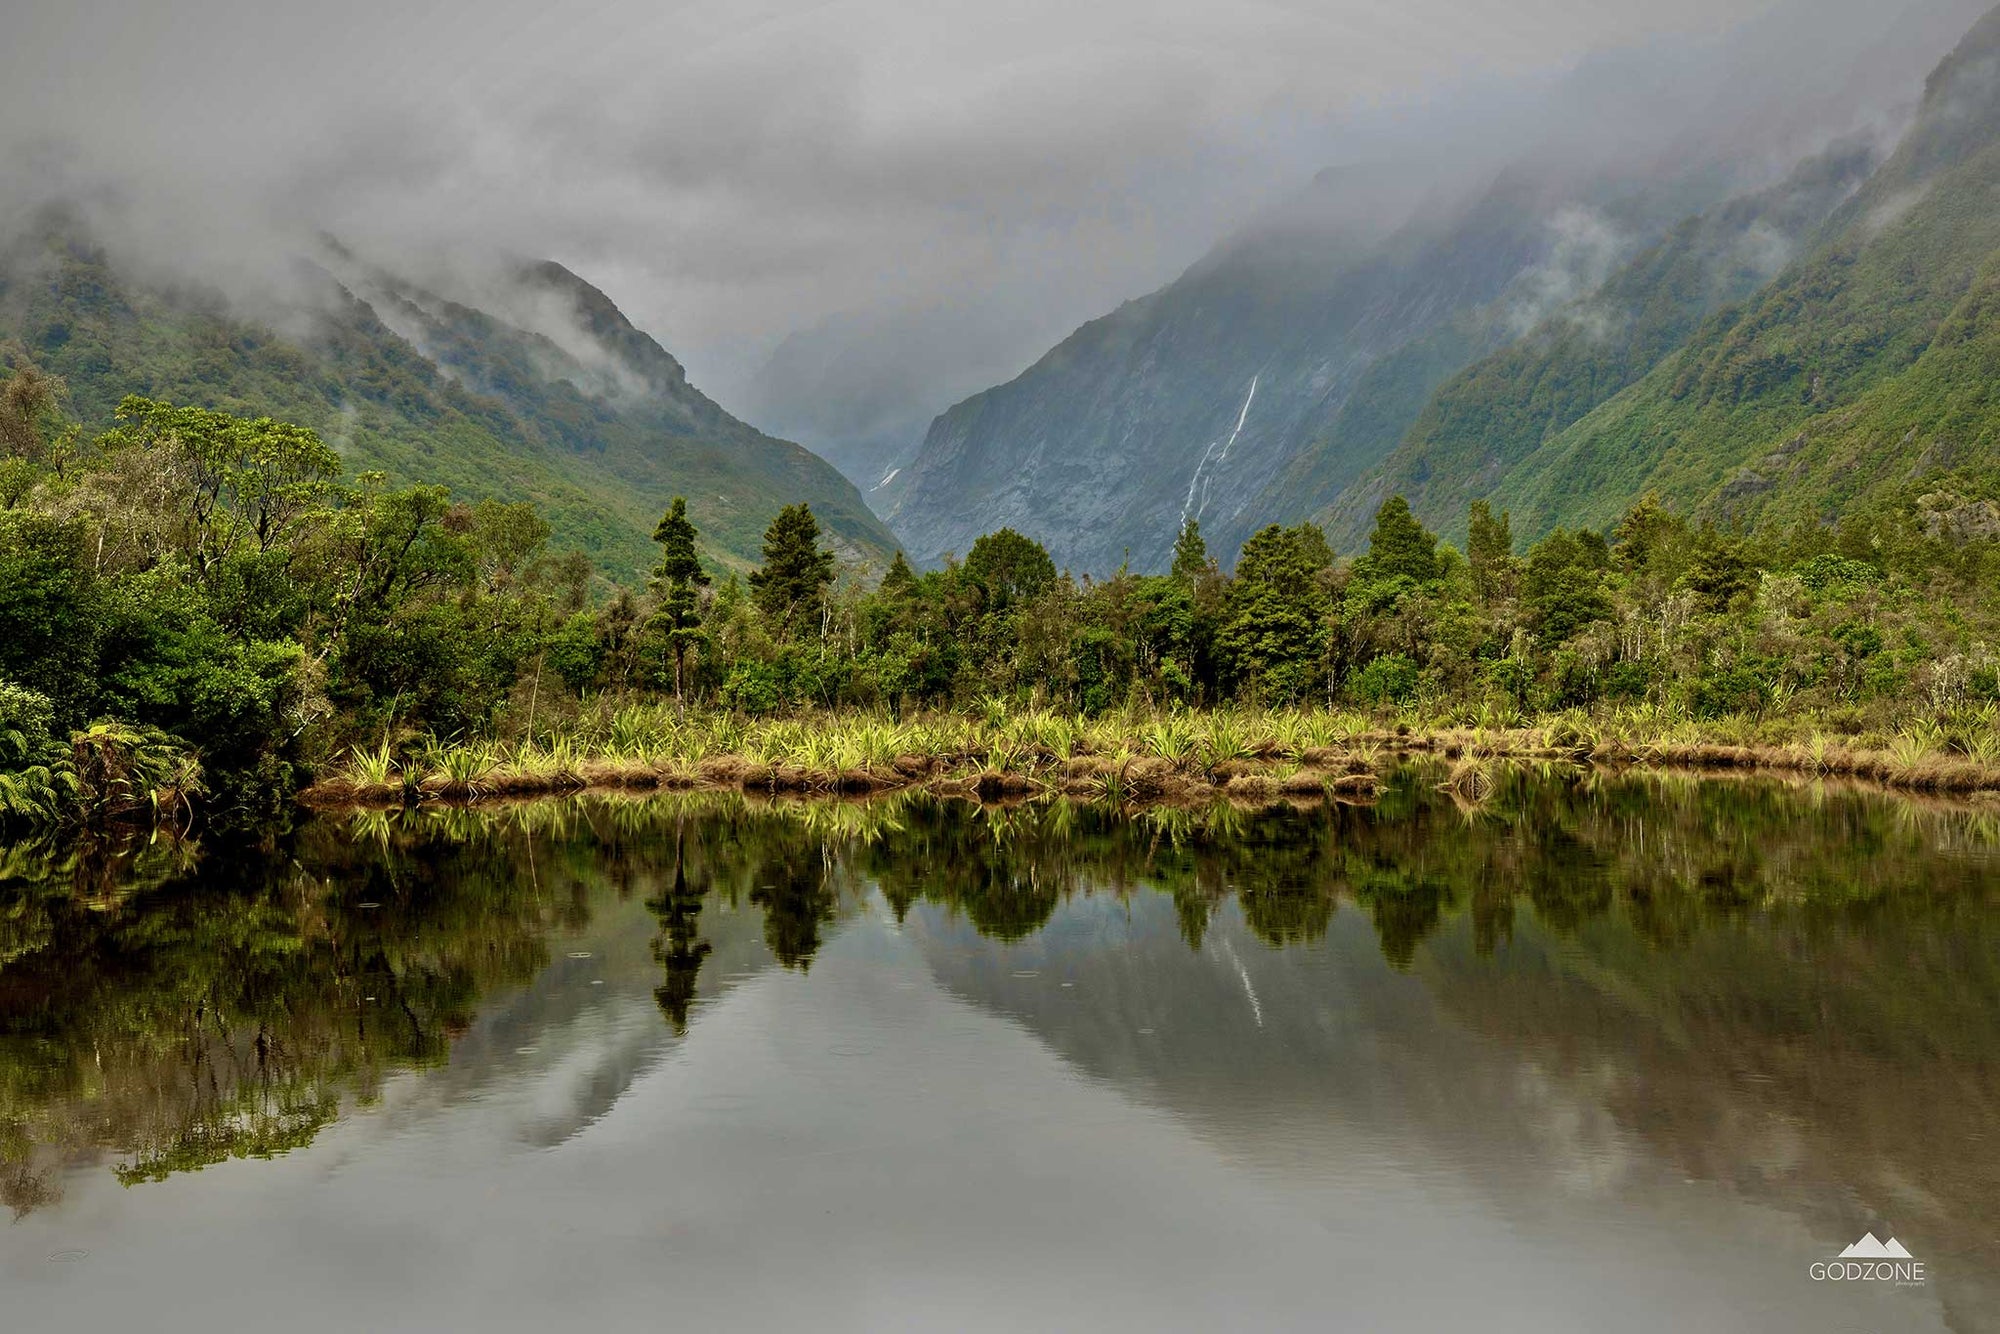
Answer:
xmin=647 ymin=825 xmax=710 ymax=1032
xmin=1352 ymin=866 xmax=1453 ymax=971
xmin=7 ymin=769 xmax=1998 ymax=1228
xmin=750 ymin=848 xmax=838 ymax=970
xmin=0 ymin=808 xmax=658 ymax=1213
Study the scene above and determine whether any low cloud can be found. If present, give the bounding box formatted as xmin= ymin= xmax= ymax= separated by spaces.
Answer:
xmin=0 ymin=0 xmax=1989 ymax=450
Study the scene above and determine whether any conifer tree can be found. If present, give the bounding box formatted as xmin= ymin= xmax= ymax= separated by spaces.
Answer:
xmin=1170 ymin=518 xmax=1209 ymax=585
xmin=749 ymin=503 xmax=835 ymax=639
xmin=649 ymin=496 xmax=708 ymax=707
xmin=1467 ymin=501 xmax=1516 ymax=604
xmin=880 ymin=551 xmax=917 ymax=599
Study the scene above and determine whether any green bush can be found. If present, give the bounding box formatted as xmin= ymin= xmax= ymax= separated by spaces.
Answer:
xmin=0 ymin=679 xmax=57 ymax=766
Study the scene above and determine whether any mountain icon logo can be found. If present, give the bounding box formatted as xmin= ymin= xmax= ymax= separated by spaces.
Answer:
xmin=1811 ymin=1232 xmax=1924 ymax=1284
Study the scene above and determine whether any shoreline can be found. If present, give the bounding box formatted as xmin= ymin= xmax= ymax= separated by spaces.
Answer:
xmin=297 ymin=725 xmax=2000 ymax=811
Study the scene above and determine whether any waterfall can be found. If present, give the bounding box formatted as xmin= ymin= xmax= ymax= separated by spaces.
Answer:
xmin=1179 ymin=375 xmax=1260 ymax=527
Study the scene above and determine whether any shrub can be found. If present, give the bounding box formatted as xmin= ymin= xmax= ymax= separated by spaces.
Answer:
xmin=0 ymin=679 xmax=57 ymax=766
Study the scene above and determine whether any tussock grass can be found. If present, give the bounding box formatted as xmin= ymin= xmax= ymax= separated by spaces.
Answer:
xmin=300 ymin=700 xmax=2000 ymax=809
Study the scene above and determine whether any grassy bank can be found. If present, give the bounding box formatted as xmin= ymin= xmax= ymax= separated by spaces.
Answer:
xmin=299 ymin=701 xmax=2000 ymax=809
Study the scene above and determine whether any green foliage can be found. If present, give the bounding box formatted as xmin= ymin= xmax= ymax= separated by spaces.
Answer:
xmin=1356 ymin=497 xmax=1439 ymax=585
xmin=748 ymin=504 xmax=835 ymax=639
xmin=4 ymin=230 xmax=897 ymax=580
xmin=1350 ymin=653 xmax=1419 ymax=708
xmin=1169 ymin=518 xmax=1210 ymax=585
xmin=1467 ymin=501 xmax=1515 ymax=603
xmin=0 ymin=510 xmax=98 ymax=721
xmin=9 ymin=328 xmax=2000 ymax=831
xmin=1472 ymin=27 xmax=2000 ymax=541
xmin=1521 ymin=529 xmax=1613 ymax=642
xmin=963 ymin=528 xmax=1058 ymax=609
xmin=1328 ymin=139 xmax=1882 ymax=549
xmin=1217 ymin=524 xmax=1333 ymax=703
xmin=648 ymin=496 xmax=710 ymax=700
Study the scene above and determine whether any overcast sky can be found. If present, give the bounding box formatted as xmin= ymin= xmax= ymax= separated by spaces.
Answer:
xmin=1 ymin=0 xmax=1985 ymax=450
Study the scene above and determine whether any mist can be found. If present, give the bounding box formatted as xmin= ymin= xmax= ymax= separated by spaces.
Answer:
xmin=2 ymin=0 xmax=1990 ymax=472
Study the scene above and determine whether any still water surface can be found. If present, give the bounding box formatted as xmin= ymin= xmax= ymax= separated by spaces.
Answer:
xmin=2 ymin=765 xmax=1997 ymax=1331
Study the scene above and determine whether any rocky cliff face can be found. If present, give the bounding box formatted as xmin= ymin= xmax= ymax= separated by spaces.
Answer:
xmin=888 ymin=169 xmax=1630 ymax=573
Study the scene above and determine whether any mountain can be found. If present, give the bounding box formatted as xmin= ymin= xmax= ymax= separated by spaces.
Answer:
xmin=887 ymin=164 xmax=1691 ymax=573
xmin=882 ymin=1 xmax=1982 ymax=574
xmin=0 ymin=219 xmax=900 ymax=580
xmin=1435 ymin=5 xmax=2000 ymax=542
xmin=1321 ymin=137 xmax=1884 ymax=546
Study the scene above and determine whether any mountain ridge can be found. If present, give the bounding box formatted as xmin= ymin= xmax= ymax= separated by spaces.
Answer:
xmin=0 ymin=216 xmax=899 ymax=579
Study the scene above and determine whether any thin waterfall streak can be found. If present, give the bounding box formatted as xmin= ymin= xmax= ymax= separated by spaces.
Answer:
xmin=1215 ymin=375 xmax=1259 ymax=468
xmin=1179 ymin=441 xmax=1220 ymax=526
xmin=1178 ymin=375 xmax=1260 ymax=528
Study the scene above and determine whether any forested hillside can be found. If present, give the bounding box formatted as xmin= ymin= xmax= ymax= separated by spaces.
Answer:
xmin=0 ymin=217 xmax=898 ymax=580
xmin=1322 ymin=139 xmax=1882 ymax=546
xmin=1451 ymin=6 xmax=2000 ymax=541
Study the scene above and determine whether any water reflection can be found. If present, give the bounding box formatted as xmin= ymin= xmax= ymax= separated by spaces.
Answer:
xmin=1 ymin=765 xmax=1997 ymax=1329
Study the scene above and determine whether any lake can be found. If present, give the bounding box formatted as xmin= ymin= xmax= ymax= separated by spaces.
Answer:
xmin=2 ymin=764 xmax=1996 ymax=1331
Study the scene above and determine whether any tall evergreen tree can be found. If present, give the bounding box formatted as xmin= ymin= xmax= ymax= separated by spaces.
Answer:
xmin=649 ymin=496 xmax=708 ymax=706
xmin=1170 ymin=518 xmax=1209 ymax=585
xmin=749 ymin=503 xmax=836 ymax=639
xmin=880 ymin=551 xmax=917 ymax=600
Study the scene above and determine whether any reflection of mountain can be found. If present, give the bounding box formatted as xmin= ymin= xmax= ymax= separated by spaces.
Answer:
xmin=0 ymin=799 xmax=861 ymax=1209
xmin=1419 ymin=892 xmax=2000 ymax=1328
xmin=887 ymin=787 xmax=2000 ymax=1329
xmin=5 ymin=774 xmax=1998 ymax=1324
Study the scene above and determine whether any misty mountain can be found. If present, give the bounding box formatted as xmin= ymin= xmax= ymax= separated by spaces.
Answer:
xmin=882 ymin=2 xmax=1982 ymax=574
xmin=1321 ymin=136 xmax=1885 ymax=547
xmin=1405 ymin=4 xmax=2000 ymax=544
xmin=0 ymin=219 xmax=899 ymax=579
xmin=887 ymin=161 xmax=1738 ymax=572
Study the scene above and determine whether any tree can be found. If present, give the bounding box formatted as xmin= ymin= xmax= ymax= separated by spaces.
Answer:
xmin=1680 ymin=524 xmax=1756 ymax=614
xmin=1219 ymin=524 xmax=1334 ymax=701
xmin=0 ymin=356 xmax=66 ymax=466
xmin=1356 ymin=496 xmax=1439 ymax=585
xmin=879 ymin=551 xmax=918 ymax=600
xmin=1521 ymin=529 xmax=1612 ymax=643
xmin=962 ymin=528 xmax=1056 ymax=609
xmin=749 ymin=504 xmax=836 ymax=639
xmin=1611 ymin=493 xmax=1685 ymax=575
xmin=1467 ymin=501 xmax=1516 ymax=604
xmin=111 ymin=397 xmax=340 ymax=574
xmin=1234 ymin=523 xmax=1333 ymax=602
xmin=649 ymin=496 xmax=709 ymax=707
xmin=1170 ymin=518 xmax=1210 ymax=585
